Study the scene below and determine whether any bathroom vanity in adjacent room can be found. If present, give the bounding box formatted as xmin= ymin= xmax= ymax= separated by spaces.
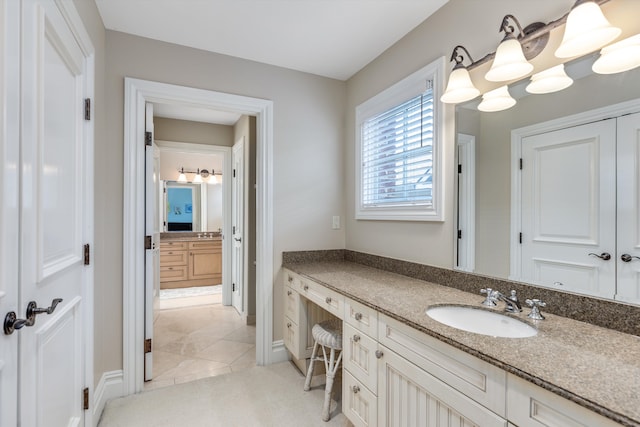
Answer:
xmin=159 ymin=233 xmax=222 ymax=289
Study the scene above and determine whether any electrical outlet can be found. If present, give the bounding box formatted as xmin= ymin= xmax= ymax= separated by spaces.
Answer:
xmin=332 ymin=216 xmax=340 ymax=230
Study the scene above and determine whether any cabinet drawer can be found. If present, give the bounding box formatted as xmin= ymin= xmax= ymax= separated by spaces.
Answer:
xmin=507 ymin=374 xmax=621 ymax=427
xmin=283 ymin=316 xmax=310 ymax=360
xmin=284 ymin=285 xmax=300 ymax=321
xmin=345 ymin=298 xmax=378 ymax=338
xmin=343 ymin=370 xmax=377 ymax=427
xmin=344 ymin=323 xmax=378 ymax=394
xmin=284 ymin=269 xmax=301 ymax=289
xmin=188 ymin=240 xmax=218 ymax=250
xmin=159 ymin=250 xmax=188 ymax=266
xmin=160 ymin=241 xmax=188 ymax=251
xmin=160 ymin=265 xmax=188 ymax=281
xmin=379 ymin=314 xmax=507 ymax=417
xmin=298 ymin=278 xmax=344 ymax=320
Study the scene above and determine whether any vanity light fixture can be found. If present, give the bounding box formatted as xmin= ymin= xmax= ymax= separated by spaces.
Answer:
xmin=440 ymin=45 xmax=480 ymax=104
xmin=177 ymin=167 xmax=187 ymax=183
xmin=478 ymin=86 xmax=516 ymax=112
xmin=176 ymin=168 xmax=221 ymax=184
xmin=526 ymin=64 xmax=574 ymax=94
xmin=592 ymin=34 xmax=640 ymax=74
xmin=193 ymin=168 xmax=203 ymax=183
xmin=485 ymin=15 xmax=535 ymax=82
xmin=555 ymin=0 xmax=621 ymax=58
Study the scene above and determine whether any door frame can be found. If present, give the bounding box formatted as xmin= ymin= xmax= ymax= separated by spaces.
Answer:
xmin=231 ymin=138 xmax=245 ymax=314
xmin=454 ymin=133 xmax=475 ymax=273
xmin=510 ymin=97 xmax=640 ymax=281
xmin=123 ymin=78 xmax=276 ymax=394
xmin=156 ymin=139 xmax=233 ymax=304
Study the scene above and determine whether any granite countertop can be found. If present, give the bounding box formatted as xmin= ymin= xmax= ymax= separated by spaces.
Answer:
xmin=284 ymin=260 xmax=640 ymax=427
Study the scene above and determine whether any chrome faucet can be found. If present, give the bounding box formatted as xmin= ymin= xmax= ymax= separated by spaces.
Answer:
xmin=496 ymin=290 xmax=522 ymax=313
xmin=480 ymin=288 xmax=522 ymax=313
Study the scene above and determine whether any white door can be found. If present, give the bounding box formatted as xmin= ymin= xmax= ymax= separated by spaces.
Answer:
xmin=456 ymin=134 xmax=475 ymax=272
xmin=144 ymin=103 xmax=160 ymax=381
xmin=19 ymin=0 xmax=93 ymax=425
xmin=617 ymin=112 xmax=640 ymax=303
xmin=231 ymin=139 xmax=245 ymax=314
xmin=520 ymin=119 xmax=617 ymax=298
xmin=0 ymin=1 xmax=20 ymax=425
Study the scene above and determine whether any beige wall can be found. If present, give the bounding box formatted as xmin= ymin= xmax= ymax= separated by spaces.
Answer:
xmin=344 ymin=0 xmax=580 ymax=268
xmin=100 ymin=30 xmax=346 ymax=377
xmin=155 ymin=117 xmax=234 ymax=146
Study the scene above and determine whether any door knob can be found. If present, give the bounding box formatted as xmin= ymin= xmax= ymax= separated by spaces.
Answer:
xmin=3 ymin=298 xmax=63 ymax=335
xmin=621 ymin=254 xmax=640 ymax=263
xmin=588 ymin=252 xmax=611 ymax=260
xmin=234 ymin=237 xmax=242 ymax=242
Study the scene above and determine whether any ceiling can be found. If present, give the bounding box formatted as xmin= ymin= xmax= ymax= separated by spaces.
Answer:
xmin=95 ymin=0 xmax=449 ymax=81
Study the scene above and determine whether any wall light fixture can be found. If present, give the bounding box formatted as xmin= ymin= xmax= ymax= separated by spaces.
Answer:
xmin=176 ymin=168 xmax=221 ymax=184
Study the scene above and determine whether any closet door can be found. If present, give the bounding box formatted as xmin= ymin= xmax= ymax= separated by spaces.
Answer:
xmin=617 ymin=112 xmax=640 ymax=303
xmin=520 ymin=119 xmax=617 ymax=298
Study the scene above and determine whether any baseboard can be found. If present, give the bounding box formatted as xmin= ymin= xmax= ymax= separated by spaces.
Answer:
xmin=271 ymin=339 xmax=290 ymax=364
xmin=92 ymin=370 xmax=124 ymax=426
xmin=244 ymin=314 xmax=256 ymax=325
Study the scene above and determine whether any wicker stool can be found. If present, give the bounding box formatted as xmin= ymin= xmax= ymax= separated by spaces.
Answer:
xmin=303 ymin=319 xmax=343 ymax=422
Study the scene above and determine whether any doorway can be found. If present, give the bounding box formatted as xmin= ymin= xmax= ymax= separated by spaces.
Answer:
xmin=123 ymin=78 xmax=282 ymax=395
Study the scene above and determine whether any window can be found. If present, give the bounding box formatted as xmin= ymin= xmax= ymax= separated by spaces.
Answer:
xmin=356 ymin=57 xmax=445 ymax=221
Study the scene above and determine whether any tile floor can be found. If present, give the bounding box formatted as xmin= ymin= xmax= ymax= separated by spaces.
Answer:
xmin=145 ymin=293 xmax=256 ymax=390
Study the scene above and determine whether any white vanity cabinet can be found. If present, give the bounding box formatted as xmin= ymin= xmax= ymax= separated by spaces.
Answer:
xmin=343 ymin=299 xmax=379 ymax=427
xmin=507 ymin=374 xmax=621 ymax=427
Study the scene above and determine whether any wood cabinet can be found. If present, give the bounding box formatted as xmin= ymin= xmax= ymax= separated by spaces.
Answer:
xmin=160 ymin=239 xmax=222 ymax=289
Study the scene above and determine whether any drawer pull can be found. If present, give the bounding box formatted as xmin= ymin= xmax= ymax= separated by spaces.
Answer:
xmin=168 ymin=267 xmax=173 ymax=270
xmin=287 ymin=322 xmax=292 ymax=328
xmin=325 ymin=297 xmax=332 ymax=304
xmin=352 ymin=385 xmax=360 ymax=394
xmin=287 ymin=290 xmax=292 ymax=296
xmin=353 ymin=334 xmax=360 ymax=342
xmin=354 ymin=312 xmax=363 ymax=321
xmin=168 ymin=251 xmax=173 ymax=254
xmin=375 ymin=350 xmax=383 ymax=359
xmin=288 ymin=275 xmax=293 ymax=283
xmin=303 ymin=285 xmax=309 ymax=291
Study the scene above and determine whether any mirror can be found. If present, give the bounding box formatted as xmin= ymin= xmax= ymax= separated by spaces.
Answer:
xmin=163 ymin=181 xmax=223 ymax=232
xmin=455 ymin=53 xmax=640 ymax=304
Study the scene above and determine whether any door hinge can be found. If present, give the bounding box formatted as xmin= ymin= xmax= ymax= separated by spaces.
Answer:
xmin=84 ymin=98 xmax=91 ymax=121
xmin=83 ymin=387 xmax=89 ymax=410
xmin=145 ymin=131 xmax=152 ymax=146
xmin=457 ymin=230 xmax=462 ymax=239
xmin=144 ymin=235 xmax=152 ymax=250
xmin=233 ymin=169 xmax=236 ymax=178
xmin=232 ymin=283 xmax=236 ymax=292
xmin=144 ymin=338 xmax=152 ymax=353
xmin=519 ymin=158 xmax=523 ymax=170
xmin=458 ymin=164 xmax=462 ymax=174
xmin=519 ymin=232 xmax=523 ymax=244
xmin=83 ymin=244 xmax=90 ymax=265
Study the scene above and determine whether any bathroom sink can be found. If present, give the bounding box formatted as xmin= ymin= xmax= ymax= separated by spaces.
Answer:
xmin=426 ymin=305 xmax=537 ymax=338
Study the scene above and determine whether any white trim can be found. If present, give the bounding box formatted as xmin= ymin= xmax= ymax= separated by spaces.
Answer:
xmin=454 ymin=133 xmax=475 ymax=273
xmin=354 ymin=56 xmax=446 ymax=222
xmin=270 ymin=340 xmax=290 ymax=364
xmin=155 ymin=139 xmax=233 ymax=304
xmin=56 ymin=2 xmax=95 ymax=426
xmin=91 ymin=370 xmax=124 ymax=427
xmin=510 ymin=97 xmax=640 ymax=280
xmin=123 ymin=78 xmax=274 ymax=395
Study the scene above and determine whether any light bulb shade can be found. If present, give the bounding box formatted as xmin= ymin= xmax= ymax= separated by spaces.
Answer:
xmin=555 ymin=1 xmax=621 ymax=58
xmin=485 ymin=38 xmax=534 ymax=82
xmin=193 ymin=173 xmax=203 ymax=183
xmin=526 ymin=64 xmax=574 ymax=94
xmin=478 ymin=86 xmax=516 ymax=112
xmin=440 ymin=67 xmax=480 ymax=104
xmin=177 ymin=170 xmax=187 ymax=183
xmin=209 ymin=174 xmax=219 ymax=185
xmin=592 ymin=34 xmax=640 ymax=74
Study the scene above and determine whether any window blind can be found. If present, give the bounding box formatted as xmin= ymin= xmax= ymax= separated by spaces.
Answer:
xmin=361 ymin=84 xmax=434 ymax=208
